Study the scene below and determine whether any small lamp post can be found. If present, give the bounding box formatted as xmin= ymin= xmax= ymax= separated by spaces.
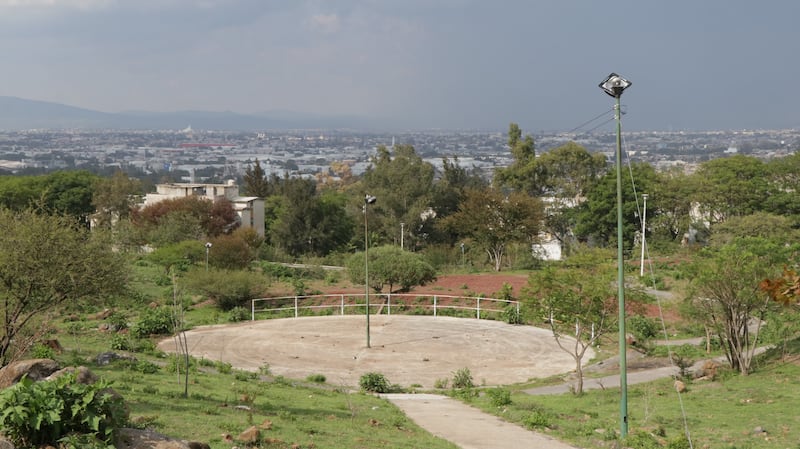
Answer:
xmin=364 ymin=194 xmax=377 ymax=348
xmin=205 ymin=242 xmax=212 ymax=272
xmin=599 ymin=72 xmax=632 ymax=438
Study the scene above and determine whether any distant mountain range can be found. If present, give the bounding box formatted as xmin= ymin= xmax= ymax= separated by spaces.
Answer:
xmin=0 ymin=96 xmax=378 ymax=131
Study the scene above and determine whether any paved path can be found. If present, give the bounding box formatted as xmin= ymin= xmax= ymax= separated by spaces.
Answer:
xmin=383 ymin=394 xmax=579 ymax=449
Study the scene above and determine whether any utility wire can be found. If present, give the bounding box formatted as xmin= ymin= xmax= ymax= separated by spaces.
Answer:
xmin=622 ymin=131 xmax=695 ymax=449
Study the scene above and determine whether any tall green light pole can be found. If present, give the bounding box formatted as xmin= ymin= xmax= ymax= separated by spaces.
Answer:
xmin=599 ymin=72 xmax=632 ymax=438
xmin=364 ymin=194 xmax=377 ymax=348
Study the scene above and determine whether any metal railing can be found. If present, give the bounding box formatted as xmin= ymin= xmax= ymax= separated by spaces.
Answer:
xmin=251 ymin=293 xmax=519 ymax=321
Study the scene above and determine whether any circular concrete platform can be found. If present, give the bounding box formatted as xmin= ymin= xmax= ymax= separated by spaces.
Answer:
xmin=159 ymin=315 xmax=585 ymax=388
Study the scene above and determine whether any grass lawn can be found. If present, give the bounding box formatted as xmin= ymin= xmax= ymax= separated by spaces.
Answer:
xmin=467 ymin=355 xmax=800 ymax=449
xmin=51 ymin=333 xmax=458 ymax=449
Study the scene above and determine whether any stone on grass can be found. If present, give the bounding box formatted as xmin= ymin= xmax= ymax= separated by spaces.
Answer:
xmin=0 ymin=358 xmax=60 ymax=388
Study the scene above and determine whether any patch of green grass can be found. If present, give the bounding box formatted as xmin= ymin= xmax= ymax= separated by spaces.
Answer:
xmin=469 ymin=362 xmax=800 ymax=449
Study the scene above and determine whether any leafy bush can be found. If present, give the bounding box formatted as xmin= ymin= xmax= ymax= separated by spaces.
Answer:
xmin=359 ymin=372 xmax=391 ymax=393
xmin=183 ymin=268 xmax=267 ymax=311
xmin=0 ymin=373 xmax=126 ymax=448
xmin=451 ymin=367 xmax=474 ymax=389
xmin=503 ymin=305 xmax=523 ymax=324
xmin=228 ymin=306 xmax=250 ymax=322
xmin=522 ymin=409 xmax=552 ymax=429
xmin=622 ymin=431 xmax=662 ymax=449
xmin=487 ymin=387 xmax=512 ymax=407
xmin=629 ymin=315 xmax=659 ymax=343
xmin=306 ymin=374 xmax=326 ymax=383
xmin=131 ymin=307 xmax=174 ymax=338
xmin=29 ymin=343 xmax=56 ymax=359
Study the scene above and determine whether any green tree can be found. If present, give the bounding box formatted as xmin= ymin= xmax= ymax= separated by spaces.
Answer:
xmin=428 ymin=157 xmax=488 ymax=245
xmin=345 ymin=245 xmax=436 ymax=293
xmin=182 ymin=268 xmax=268 ymax=311
xmin=132 ymin=196 xmax=238 ymax=246
xmin=493 ymin=123 xmax=542 ymax=195
xmin=148 ymin=240 xmax=206 ymax=274
xmin=522 ymin=249 xmax=616 ymax=394
xmin=91 ymin=170 xmax=142 ymax=228
xmin=360 ymin=144 xmax=435 ymax=248
xmin=266 ymin=178 xmax=353 ymax=257
xmin=691 ymin=155 xmax=772 ymax=224
xmin=765 ymin=151 xmax=800 ymax=220
xmin=242 ymin=159 xmax=271 ymax=197
xmin=535 ymin=142 xmax=607 ymax=253
xmin=574 ymin=162 xmax=659 ymax=251
xmin=685 ymin=239 xmax=790 ymax=374
xmin=709 ymin=212 xmax=800 ymax=247
xmin=0 ymin=208 xmax=128 ymax=364
xmin=440 ymin=188 xmax=544 ymax=271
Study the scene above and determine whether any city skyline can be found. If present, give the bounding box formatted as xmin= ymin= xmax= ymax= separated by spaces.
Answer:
xmin=1 ymin=0 xmax=799 ymax=132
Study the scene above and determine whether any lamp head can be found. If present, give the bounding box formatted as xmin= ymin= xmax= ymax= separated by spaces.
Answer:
xmin=599 ymin=73 xmax=632 ymax=98
xmin=205 ymin=242 xmax=212 ymax=248
xmin=365 ymin=194 xmax=377 ymax=205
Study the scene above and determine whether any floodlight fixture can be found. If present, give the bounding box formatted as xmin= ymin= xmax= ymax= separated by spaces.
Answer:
xmin=365 ymin=194 xmax=377 ymax=204
xmin=599 ymin=73 xmax=632 ymax=98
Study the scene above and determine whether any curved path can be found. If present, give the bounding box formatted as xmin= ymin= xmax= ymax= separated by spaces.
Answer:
xmin=160 ymin=315 xmax=585 ymax=389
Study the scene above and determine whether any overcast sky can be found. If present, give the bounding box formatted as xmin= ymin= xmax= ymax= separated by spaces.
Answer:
xmin=1 ymin=0 xmax=798 ymax=132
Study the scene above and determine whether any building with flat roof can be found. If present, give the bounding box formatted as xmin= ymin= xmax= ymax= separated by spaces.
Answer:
xmin=143 ymin=180 xmax=265 ymax=237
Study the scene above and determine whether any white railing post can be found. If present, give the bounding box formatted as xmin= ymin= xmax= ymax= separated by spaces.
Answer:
xmin=251 ymin=299 xmax=255 ymax=321
xmin=294 ymin=296 xmax=298 ymax=318
xmin=341 ymin=295 xmax=345 ymax=315
xmin=387 ymin=293 xmax=391 ymax=315
xmin=477 ymin=297 xmax=481 ymax=319
xmin=434 ymin=296 xmax=437 ymax=317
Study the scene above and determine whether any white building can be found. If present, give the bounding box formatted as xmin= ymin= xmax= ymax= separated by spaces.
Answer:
xmin=143 ymin=180 xmax=265 ymax=237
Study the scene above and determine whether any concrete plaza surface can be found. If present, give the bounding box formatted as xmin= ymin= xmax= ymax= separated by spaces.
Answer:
xmin=160 ymin=315 xmax=586 ymax=389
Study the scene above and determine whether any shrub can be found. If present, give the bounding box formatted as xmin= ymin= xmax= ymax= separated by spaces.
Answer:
xmin=522 ymin=409 xmax=552 ymax=429
xmin=487 ymin=387 xmax=512 ymax=407
xmin=29 ymin=343 xmax=56 ymax=359
xmin=0 ymin=373 xmax=126 ymax=448
xmin=622 ymin=431 xmax=662 ymax=449
xmin=451 ymin=367 xmax=474 ymax=389
xmin=359 ymin=372 xmax=391 ymax=393
xmin=131 ymin=307 xmax=174 ymax=338
xmin=228 ymin=306 xmax=250 ymax=322
xmin=503 ymin=305 xmax=523 ymax=325
xmin=183 ymin=269 xmax=267 ymax=311
xmin=306 ymin=374 xmax=326 ymax=383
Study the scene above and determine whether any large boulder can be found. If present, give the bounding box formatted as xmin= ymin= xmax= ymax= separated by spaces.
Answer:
xmin=0 ymin=358 xmax=60 ymax=388
xmin=45 ymin=365 xmax=98 ymax=384
xmin=115 ymin=428 xmax=210 ymax=449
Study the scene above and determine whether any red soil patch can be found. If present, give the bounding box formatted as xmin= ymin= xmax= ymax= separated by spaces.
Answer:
xmin=411 ymin=273 xmax=530 ymax=297
xmin=317 ymin=272 xmax=530 ymax=299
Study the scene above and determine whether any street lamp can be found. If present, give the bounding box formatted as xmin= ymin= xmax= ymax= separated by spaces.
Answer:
xmin=400 ymin=222 xmax=405 ymax=250
xmin=205 ymin=242 xmax=212 ymax=272
xmin=640 ymin=193 xmax=648 ymax=277
xmin=599 ymin=72 xmax=632 ymax=438
xmin=364 ymin=194 xmax=377 ymax=348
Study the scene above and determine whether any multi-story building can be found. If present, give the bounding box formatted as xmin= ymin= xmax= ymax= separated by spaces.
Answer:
xmin=143 ymin=180 xmax=265 ymax=237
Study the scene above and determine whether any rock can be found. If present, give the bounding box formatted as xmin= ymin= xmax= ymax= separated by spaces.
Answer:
xmin=753 ymin=426 xmax=767 ymax=435
xmin=115 ymin=428 xmax=209 ymax=449
xmin=0 ymin=436 xmax=14 ymax=449
xmin=45 ymin=365 xmax=98 ymax=384
xmin=695 ymin=360 xmax=719 ymax=380
xmin=90 ymin=308 xmax=113 ymax=320
xmin=41 ymin=339 xmax=63 ymax=354
xmin=237 ymin=426 xmax=260 ymax=444
xmin=0 ymin=358 xmax=60 ymax=388
xmin=259 ymin=419 xmax=272 ymax=430
xmin=96 ymin=352 xmax=137 ymax=366
xmin=674 ymin=380 xmax=687 ymax=393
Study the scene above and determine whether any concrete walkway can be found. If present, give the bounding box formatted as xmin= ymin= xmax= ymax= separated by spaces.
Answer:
xmin=383 ymin=393 xmax=579 ymax=449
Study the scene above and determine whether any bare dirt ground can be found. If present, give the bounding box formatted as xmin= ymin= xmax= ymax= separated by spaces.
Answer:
xmin=159 ymin=314 xmax=583 ymax=389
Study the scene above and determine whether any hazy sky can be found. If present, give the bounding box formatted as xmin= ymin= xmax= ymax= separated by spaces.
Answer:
xmin=1 ymin=0 xmax=798 ymax=131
